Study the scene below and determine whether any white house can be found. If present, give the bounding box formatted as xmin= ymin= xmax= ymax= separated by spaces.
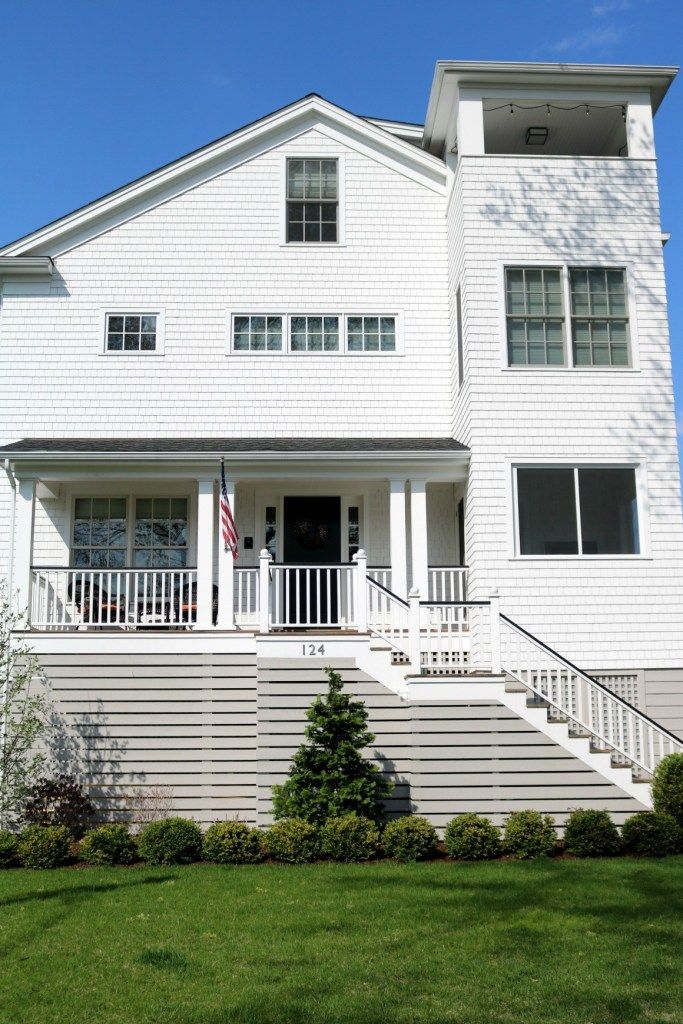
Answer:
xmin=1 ymin=61 xmax=682 ymax=829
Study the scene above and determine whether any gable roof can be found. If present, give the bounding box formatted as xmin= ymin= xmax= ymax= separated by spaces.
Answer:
xmin=0 ymin=94 xmax=445 ymax=259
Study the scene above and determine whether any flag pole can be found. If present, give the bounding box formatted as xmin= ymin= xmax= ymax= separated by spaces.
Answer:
xmin=221 ymin=457 xmax=228 ymax=553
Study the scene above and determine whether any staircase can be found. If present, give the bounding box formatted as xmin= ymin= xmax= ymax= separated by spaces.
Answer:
xmin=364 ymin=574 xmax=683 ymax=807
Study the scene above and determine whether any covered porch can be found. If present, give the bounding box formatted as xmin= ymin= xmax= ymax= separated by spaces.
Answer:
xmin=4 ymin=438 xmax=470 ymax=635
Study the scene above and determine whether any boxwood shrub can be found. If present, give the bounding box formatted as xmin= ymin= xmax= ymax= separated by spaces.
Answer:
xmin=320 ymin=814 xmax=380 ymax=862
xmin=264 ymin=818 xmax=319 ymax=863
xmin=203 ymin=821 xmax=265 ymax=864
xmin=621 ymin=811 xmax=682 ymax=857
xmin=18 ymin=824 xmax=71 ymax=868
xmin=79 ymin=824 xmax=137 ymax=866
xmin=0 ymin=829 xmax=19 ymax=868
xmin=444 ymin=813 xmax=502 ymax=861
xmin=652 ymin=753 xmax=683 ymax=829
xmin=382 ymin=816 xmax=437 ymax=862
xmin=504 ymin=810 xmax=556 ymax=859
xmin=563 ymin=809 xmax=622 ymax=858
xmin=137 ymin=817 xmax=202 ymax=865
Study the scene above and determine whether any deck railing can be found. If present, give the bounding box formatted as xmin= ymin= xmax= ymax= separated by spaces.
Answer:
xmin=234 ymin=567 xmax=259 ymax=625
xmin=267 ymin=563 xmax=355 ymax=628
xmin=30 ymin=567 xmax=198 ymax=628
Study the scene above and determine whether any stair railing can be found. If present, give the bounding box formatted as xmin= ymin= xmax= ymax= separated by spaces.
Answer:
xmin=500 ymin=613 xmax=683 ymax=775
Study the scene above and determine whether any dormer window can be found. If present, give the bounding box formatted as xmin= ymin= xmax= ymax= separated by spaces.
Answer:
xmin=286 ymin=158 xmax=338 ymax=243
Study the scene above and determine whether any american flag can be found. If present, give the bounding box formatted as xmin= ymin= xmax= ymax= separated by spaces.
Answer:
xmin=220 ymin=460 xmax=239 ymax=559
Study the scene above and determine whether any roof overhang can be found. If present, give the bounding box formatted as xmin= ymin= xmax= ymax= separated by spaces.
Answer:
xmin=424 ymin=60 xmax=678 ymax=154
xmin=1 ymin=437 xmax=470 ymax=482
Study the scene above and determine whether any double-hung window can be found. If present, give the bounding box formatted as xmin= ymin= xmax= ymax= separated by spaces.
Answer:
xmin=134 ymin=498 xmax=189 ymax=568
xmin=505 ymin=268 xmax=565 ymax=366
xmin=286 ymin=158 xmax=338 ymax=243
xmin=515 ymin=466 xmax=640 ymax=556
xmin=505 ymin=265 xmax=632 ymax=368
xmin=570 ymin=268 xmax=630 ymax=366
xmin=72 ymin=498 xmax=127 ymax=568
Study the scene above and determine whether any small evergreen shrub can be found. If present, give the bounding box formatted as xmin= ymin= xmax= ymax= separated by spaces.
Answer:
xmin=137 ymin=817 xmax=202 ymax=865
xmin=21 ymin=774 xmax=95 ymax=838
xmin=272 ymin=667 xmax=391 ymax=825
xmin=504 ymin=810 xmax=556 ymax=859
xmin=79 ymin=824 xmax=137 ymax=866
xmin=203 ymin=821 xmax=265 ymax=864
xmin=444 ymin=813 xmax=502 ymax=861
xmin=0 ymin=829 xmax=19 ymax=867
xmin=264 ymin=818 xmax=319 ymax=863
xmin=382 ymin=816 xmax=437 ymax=862
xmin=320 ymin=814 xmax=380 ymax=862
xmin=563 ymin=809 xmax=621 ymax=858
xmin=621 ymin=811 xmax=682 ymax=857
xmin=652 ymin=753 xmax=683 ymax=829
xmin=18 ymin=824 xmax=71 ymax=868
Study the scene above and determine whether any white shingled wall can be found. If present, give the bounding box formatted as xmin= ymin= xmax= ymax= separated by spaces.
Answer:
xmin=450 ymin=153 xmax=683 ymax=670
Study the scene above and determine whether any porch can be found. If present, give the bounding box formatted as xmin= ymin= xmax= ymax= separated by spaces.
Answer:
xmin=6 ymin=436 xmax=470 ymax=645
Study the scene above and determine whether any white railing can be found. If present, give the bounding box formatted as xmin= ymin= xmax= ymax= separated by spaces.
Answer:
xmin=267 ymin=563 xmax=355 ymax=628
xmin=367 ymin=576 xmax=411 ymax=657
xmin=499 ymin=613 xmax=683 ymax=776
xmin=428 ymin=567 xmax=467 ymax=602
xmin=367 ymin=567 xmax=392 ymax=590
xmin=418 ymin=602 xmax=479 ymax=674
xmin=30 ymin=567 xmax=198 ymax=629
xmin=234 ymin=567 xmax=259 ymax=625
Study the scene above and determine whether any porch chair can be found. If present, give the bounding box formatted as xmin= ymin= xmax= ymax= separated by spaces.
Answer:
xmin=67 ymin=577 xmax=126 ymax=625
xmin=172 ymin=581 xmax=218 ymax=626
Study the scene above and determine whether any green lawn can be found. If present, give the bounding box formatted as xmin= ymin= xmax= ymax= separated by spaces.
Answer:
xmin=1 ymin=859 xmax=682 ymax=1024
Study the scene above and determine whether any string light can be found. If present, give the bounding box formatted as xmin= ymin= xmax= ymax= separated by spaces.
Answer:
xmin=585 ymin=105 xmax=590 ymax=116
xmin=509 ymin=104 xmax=514 ymax=115
xmin=487 ymin=101 xmax=628 ymax=117
xmin=546 ymin=104 xmax=551 ymax=116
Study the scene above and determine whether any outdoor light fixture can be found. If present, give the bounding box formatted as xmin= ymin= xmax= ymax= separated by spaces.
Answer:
xmin=525 ymin=126 xmax=548 ymax=146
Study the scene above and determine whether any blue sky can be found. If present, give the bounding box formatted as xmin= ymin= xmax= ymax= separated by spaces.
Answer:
xmin=2 ymin=0 xmax=682 ymax=465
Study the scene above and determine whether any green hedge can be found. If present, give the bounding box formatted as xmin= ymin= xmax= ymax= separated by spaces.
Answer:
xmin=504 ymin=811 xmax=556 ymax=859
xmin=320 ymin=814 xmax=380 ymax=862
xmin=137 ymin=818 xmax=203 ymax=865
xmin=203 ymin=821 xmax=265 ymax=864
xmin=563 ymin=809 xmax=622 ymax=858
xmin=382 ymin=817 xmax=437 ymax=862
xmin=444 ymin=814 xmax=502 ymax=861
xmin=18 ymin=825 xmax=71 ymax=868
xmin=80 ymin=824 xmax=137 ymax=866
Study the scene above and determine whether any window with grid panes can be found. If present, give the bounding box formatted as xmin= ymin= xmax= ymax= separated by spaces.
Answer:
xmin=347 ymin=316 xmax=396 ymax=352
xmin=134 ymin=498 xmax=189 ymax=568
xmin=505 ymin=268 xmax=565 ymax=366
xmin=290 ymin=315 xmax=339 ymax=352
xmin=72 ymin=498 xmax=128 ymax=568
xmin=570 ymin=268 xmax=630 ymax=366
xmin=286 ymin=159 xmax=338 ymax=242
xmin=106 ymin=314 xmax=157 ymax=352
xmin=232 ymin=315 xmax=283 ymax=352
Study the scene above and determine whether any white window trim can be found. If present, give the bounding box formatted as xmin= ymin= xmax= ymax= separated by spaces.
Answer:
xmin=280 ymin=154 xmax=346 ymax=247
xmin=227 ymin=311 xmax=403 ymax=355
xmin=497 ymin=262 xmax=640 ymax=372
xmin=508 ymin=459 xmax=650 ymax=560
xmin=100 ymin=309 xmax=165 ymax=356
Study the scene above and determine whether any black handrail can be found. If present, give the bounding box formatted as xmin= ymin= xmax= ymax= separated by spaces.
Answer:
xmin=501 ymin=612 xmax=683 ymax=745
xmin=365 ymin=574 xmax=409 ymax=608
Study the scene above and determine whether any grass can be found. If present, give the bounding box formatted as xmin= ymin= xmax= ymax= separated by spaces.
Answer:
xmin=1 ymin=859 xmax=682 ymax=1024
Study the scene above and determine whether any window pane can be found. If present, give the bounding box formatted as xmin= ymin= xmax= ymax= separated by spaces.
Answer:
xmin=124 ymin=316 xmax=140 ymax=332
xmin=124 ymin=334 xmax=139 ymax=351
xmin=579 ymin=468 xmax=639 ymax=554
xmin=517 ymin=468 xmax=578 ymax=555
xmin=108 ymin=316 xmax=124 ymax=333
xmin=321 ymin=160 xmax=338 ymax=199
xmin=287 ymin=160 xmax=304 ymax=199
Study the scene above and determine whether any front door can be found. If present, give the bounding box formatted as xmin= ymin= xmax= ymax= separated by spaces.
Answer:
xmin=283 ymin=496 xmax=341 ymax=625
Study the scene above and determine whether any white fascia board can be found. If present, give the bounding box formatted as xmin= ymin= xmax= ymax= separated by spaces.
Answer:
xmin=0 ymin=97 xmax=446 ymax=258
xmin=0 ymin=256 xmax=53 ymax=277
xmin=424 ymin=60 xmax=678 ymax=154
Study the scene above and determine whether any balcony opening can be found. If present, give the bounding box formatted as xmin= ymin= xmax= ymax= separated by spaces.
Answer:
xmin=483 ymin=99 xmax=628 ymax=157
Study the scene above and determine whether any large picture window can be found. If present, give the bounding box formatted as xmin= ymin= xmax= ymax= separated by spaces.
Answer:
xmin=516 ymin=466 xmax=640 ymax=556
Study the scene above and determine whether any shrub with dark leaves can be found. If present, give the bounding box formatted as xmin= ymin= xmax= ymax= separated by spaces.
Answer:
xmin=79 ymin=824 xmax=137 ymax=865
xmin=652 ymin=753 xmax=683 ymax=829
xmin=22 ymin=774 xmax=95 ymax=838
xmin=0 ymin=829 xmax=19 ymax=867
xmin=621 ymin=811 xmax=682 ymax=858
xmin=137 ymin=817 xmax=202 ymax=865
xmin=563 ymin=809 xmax=621 ymax=858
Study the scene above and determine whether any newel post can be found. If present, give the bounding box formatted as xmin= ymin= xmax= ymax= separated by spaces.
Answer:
xmin=353 ymin=549 xmax=368 ymax=633
xmin=489 ymin=588 xmax=501 ymax=675
xmin=259 ymin=549 xmax=271 ymax=634
xmin=408 ymin=586 xmax=421 ymax=676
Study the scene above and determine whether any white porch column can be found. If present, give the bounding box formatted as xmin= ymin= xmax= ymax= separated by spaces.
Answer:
xmin=389 ymin=478 xmax=407 ymax=599
xmin=13 ymin=477 xmax=35 ymax=622
xmin=217 ymin=476 xmax=235 ymax=629
xmin=409 ymin=478 xmax=429 ymax=601
xmin=196 ymin=476 xmax=215 ymax=629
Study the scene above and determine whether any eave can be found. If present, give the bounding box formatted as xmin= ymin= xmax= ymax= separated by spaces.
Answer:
xmin=0 ymin=256 xmax=54 ymax=278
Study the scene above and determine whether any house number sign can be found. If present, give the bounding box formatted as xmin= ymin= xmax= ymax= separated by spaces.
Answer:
xmin=302 ymin=643 xmax=325 ymax=656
